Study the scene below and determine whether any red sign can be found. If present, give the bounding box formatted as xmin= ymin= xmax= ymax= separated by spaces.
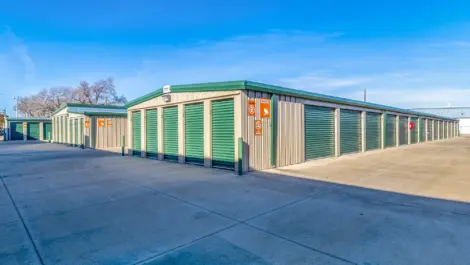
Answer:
xmin=255 ymin=120 xmax=262 ymax=136
xmin=409 ymin=121 xmax=415 ymax=130
xmin=260 ymin=99 xmax=270 ymax=118
xmin=98 ymin=119 xmax=105 ymax=127
xmin=248 ymin=99 xmax=256 ymax=116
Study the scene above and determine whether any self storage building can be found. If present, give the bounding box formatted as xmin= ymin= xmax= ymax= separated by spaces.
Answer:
xmin=4 ymin=118 xmax=52 ymax=141
xmin=52 ymin=104 xmax=127 ymax=150
xmin=126 ymin=81 xmax=458 ymax=174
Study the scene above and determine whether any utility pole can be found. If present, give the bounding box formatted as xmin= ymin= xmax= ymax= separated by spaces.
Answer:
xmin=363 ymin=89 xmax=367 ymax=102
xmin=13 ymin=96 xmax=21 ymax=118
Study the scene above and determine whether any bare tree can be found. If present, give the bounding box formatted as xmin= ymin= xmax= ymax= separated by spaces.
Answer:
xmin=16 ymin=78 xmax=127 ymax=117
xmin=74 ymin=78 xmax=127 ymax=105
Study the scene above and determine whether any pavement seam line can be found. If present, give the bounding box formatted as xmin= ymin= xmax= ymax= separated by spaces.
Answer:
xmin=121 ymin=179 xmax=239 ymax=222
xmin=124 ymin=179 xmax=357 ymax=265
xmin=132 ymin=223 xmax=241 ymax=265
xmin=243 ymin=222 xmax=358 ymax=265
xmin=1 ymin=176 xmax=45 ymax=265
xmin=20 ymin=190 xmax=160 ymax=222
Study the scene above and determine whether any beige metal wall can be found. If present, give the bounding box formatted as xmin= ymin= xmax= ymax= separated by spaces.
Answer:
xmin=240 ymin=90 xmax=272 ymax=172
xmin=276 ymin=95 xmax=305 ymax=168
xmin=94 ymin=116 xmax=127 ymax=149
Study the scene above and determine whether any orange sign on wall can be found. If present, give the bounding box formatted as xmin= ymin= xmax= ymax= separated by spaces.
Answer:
xmin=248 ymin=99 xmax=256 ymax=116
xmin=84 ymin=120 xmax=90 ymax=128
xmin=98 ymin=119 xmax=105 ymax=127
xmin=260 ymin=99 xmax=270 ymax=118
xmin=255 ymin=120 xmax=262 ymax=136
xmin=23 ymin=122 xmax=27 ymax=128
xmin=107 ymin=120 xmax=112 ymax=127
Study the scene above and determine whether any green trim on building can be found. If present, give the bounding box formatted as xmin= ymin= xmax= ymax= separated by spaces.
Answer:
xmin=67 ymin=111 xmax=127 ymax=117
xmin=126 ymin=80 xmax=456 ymax=121
xmin=270 ymin=94 xmax=277 ymax=168
xmin=52 ymin=103 xmax=126 ymax=115
xmin=7 ymin=118 xmax=51 ymax=122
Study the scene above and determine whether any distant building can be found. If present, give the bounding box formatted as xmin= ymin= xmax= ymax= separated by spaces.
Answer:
xmin=410 ymin=107 xmax=470 ymax=134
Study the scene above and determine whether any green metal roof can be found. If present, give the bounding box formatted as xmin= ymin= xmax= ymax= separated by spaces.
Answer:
xmin=126 ymin=80 xmax=456 ymax=121
xmin=6 ymin=118 xmax=52 ymax=122
xmin=68 ymin=110 xmax=127 ymax=117
xmin=52 ymin=103 xmax=126 ymax=116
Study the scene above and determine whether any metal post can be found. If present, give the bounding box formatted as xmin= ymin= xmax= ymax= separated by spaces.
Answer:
xmin=121 ymin=136 xmax=125 ymax=156
xmin=238 ymin=137 xmax=243 ymax=175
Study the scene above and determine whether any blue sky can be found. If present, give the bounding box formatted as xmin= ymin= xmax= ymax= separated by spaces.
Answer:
xmin=1 ymin=0 xmax=470 ymax=115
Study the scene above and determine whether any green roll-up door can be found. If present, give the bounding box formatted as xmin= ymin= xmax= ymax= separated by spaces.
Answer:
xmin=212 ymin=99 xmax=234 ymax=169
xmin=132 ymin=111 xmax=142 ymax=156
xmin=27 ymin=123 xmax=40 ymax=140
xmin=427 ymin=120 xmax=433 ymax=141
xmin=11 ymin=122 xmax=23 ymax=140
xmin=434 ymin=121 xmax=438 ymax=140
xmin=418 ymin=118 xmax=424 ymax=142
xmin=386 ymin=114 xmax=396 ymax=148
xmin=305 ymin=105 xmax=335 ymax=160
xmin=164 ymin=107 xmax=179 ymax=161
xmin=366 ymin=112 xmax=381 ymax=151
xmin=411 ymin=117 xmax=418 ymax=144
xmin=340 ymin=109 xmax=362 ymax=155
xmin=399 ymin=117 xmax=408 ymax=145
xmin=146 ymin=109 xmax=158 ymax=159
xmin=439 ymin=121 xmax=444 ymax=140
xmin=44 ymin=123 xmax=52 ymax=140
xmin=445 ymin=122 xmax=448 ymax=139
xmin=185 ymin=103 xmax=204 ymax=165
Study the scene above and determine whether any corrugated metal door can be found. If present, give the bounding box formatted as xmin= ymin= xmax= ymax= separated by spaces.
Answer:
xmin=411 ymin=117 xmax=418 ymax=144
xmin=212 ymin=99 xmax=235 ymax=169
xmin=185 ymin=103 xmax=204 ymax=165
xmin=386 ymin=114 xmax=396 ymax=147
xmin=427 ymin=120 xmax=433 ymax=141
xmin=11 ymin=122 xmax=23 ymax=140
xmin=434 ymin=121 xmax=438 ymax=140
xmin=67 ymin=119 xmax=72 ymax=145
xmin=366 ymin=112 xmax=381 ymax=151
xmin=340 ymin=109 xmax=362 ymax=155
xmin=79 ymin=118 xmax=84 ymax=146
xmin=55 ymin=118 xmax=59 ymax=142
xmin=304 ymin=105 xmax=335 ymax=160
xmin=146 ymin=109 xmax=158 ymax=159
xmin=399 ymin=117 xmax=408 ymax=145
xmin=418 ymin=118 xmax=424 ymax=142
xmin=163 ymin=107 xmax=179 ymax=161
xmin=64 ymin=117 xmax=68 ymax=144
xmin=439 ymin=121 xmax=444 ymax=139
xmin=445 ymin=122 xmax=448 ymax=138
xmin=27 ymin=123 xmax=40 ymax=140
xmin=74 ymin=119 xmax=78 ymax=146
xmin=132 ymin=111 xmax=142 ymax=156
xmin=44 ymin=123 xmax=52 ymax=140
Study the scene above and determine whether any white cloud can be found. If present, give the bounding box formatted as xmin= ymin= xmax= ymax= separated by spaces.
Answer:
xmin=0 ymin=27 xmax=37 ymax=113
xmin=346 ymin=87 xmax=470 ymax=108
xmin=279 ymin=73 xmax=371 ymax=92
xmin=2 ymin=29 xmax=470 ymax=112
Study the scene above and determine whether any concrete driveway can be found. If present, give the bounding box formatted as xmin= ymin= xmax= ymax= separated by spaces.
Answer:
xmin=1 ymin=139 xmax=470 ymax=265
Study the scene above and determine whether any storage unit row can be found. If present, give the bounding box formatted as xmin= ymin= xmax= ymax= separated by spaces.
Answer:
xmin=126 ymin=81 xmax=458 ymax=174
